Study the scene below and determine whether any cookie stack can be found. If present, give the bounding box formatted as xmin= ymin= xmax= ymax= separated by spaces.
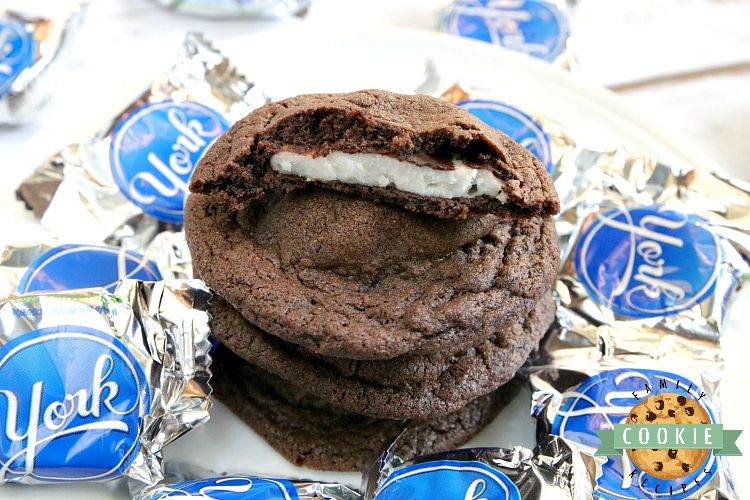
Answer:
xmin=184 ymin=90 xmax=560 ymax=471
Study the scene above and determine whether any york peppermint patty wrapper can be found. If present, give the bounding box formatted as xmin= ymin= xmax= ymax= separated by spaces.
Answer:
xmin=438 ymin=0 xmax=576 ymax=70
xmin=362 ymin=435 xmax=601 ymax=500
xmin=15 ymin=32 xmax=267 ymax=244
xmin=0 ymin=235 xmax=193 ymax=298
xmin=531 ymin=367 xmax=737 ymax=499
xmin=0 ymin=279 xmax=212 ymax=485
xmin=541 ymin=183 xmax=750 ymax=371
xmin=553 ymin=145 xmax=750 ymax=261
xmin=0 ymin=0 xmax=86 ymax=124
xmin=14 ymin=243 xmax=162 ymax=294
xmin=150 ymin=0 xmax=311 ymax=18
xmin=528 ymin=203 xmax=736 ymax=375
xmin=132 ymin=462 xmax=361 ymax=500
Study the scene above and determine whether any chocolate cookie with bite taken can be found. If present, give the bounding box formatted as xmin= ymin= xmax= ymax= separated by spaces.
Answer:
xmin=185 ymin=90 xmax=559 ymax=360
xmin=189 ymin=89 xmax=559 ymax=218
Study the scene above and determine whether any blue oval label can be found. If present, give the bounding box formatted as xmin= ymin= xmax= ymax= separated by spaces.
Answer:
xmin=458 ymin=99 xmax=553 ymax=172
xmin=441 ymin=0 xmax=569 ymax=63
xmin=110 ymin=100 xmax=229 ymax=223
xmin=16 ymin=244 xmax=162 ymax=294
xmin=575 ymin=205 xmax=722 ymax=318
xmin=150 ymin=476 xmax=300 ymax=499
xmin=551 ymin=368 xmax=718 ymax=499
xmin=0 ymin=17 xmax=35 ymax=96
xmin=375 ymin=460 xmax=521 ymax=500
xmin=0 ymin=326 xmax=150 ymax=483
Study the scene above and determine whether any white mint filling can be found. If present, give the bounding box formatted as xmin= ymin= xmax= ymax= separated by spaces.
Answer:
xmin=270 ymin=151 xmax=507 ymax=201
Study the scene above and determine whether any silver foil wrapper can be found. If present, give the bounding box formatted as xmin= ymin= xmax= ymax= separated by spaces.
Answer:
xmin=143 ymin=230 xmax=193 ymax=280
xmin=437 ymin=0 xmax=578 ymax=70
xmin=518 ymin=132 xmax=749 ymax=499
xmin=0 ymin=231 xmax=193 ymax=297
xmin=15 ymin=31 xmax=266 ymax=245
xmin=362 ymin=435 xmax=601 ymax=500
xmin=537 ymin=153 xmax=750 ymax=371
xmin=522 ymin=151 xmax=747 ymax=500
xmin=431 ymin=75 xmax=746 ymax=498
xmin=132 ymin=462 xmax=361 ymax=500
xmin=0 ymin=0 xmax=87 ymax=124
xmin=0 ymin=241 xmax=52 ymax=298
xmin=530 ymin=367 xmax=737 ymax=499
xmin=150 ymin=0 xmax=311 ymax=18
xmin=0 ymin=279 xmax=212 ymax=486
xmin=434 ymin=79 xmax=750 ymax=366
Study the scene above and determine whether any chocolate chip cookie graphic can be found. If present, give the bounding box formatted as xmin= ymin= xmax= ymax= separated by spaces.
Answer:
xmin=626 ymin=393 xmax=711 ymax=480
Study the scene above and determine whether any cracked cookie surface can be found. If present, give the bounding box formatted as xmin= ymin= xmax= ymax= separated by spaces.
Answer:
xmin=186 ymin=189 xmax=559 ymax=360
xmin=209 ymin=292 xmax=555 ymax=419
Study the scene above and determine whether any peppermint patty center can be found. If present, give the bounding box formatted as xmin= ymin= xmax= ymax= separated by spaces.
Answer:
xmin=270 ymin=151 xmax=507 ymax=201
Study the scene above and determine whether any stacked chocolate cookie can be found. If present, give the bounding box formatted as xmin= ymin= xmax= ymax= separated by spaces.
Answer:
xmin=184 ymin=90 xmax=560 ymax=471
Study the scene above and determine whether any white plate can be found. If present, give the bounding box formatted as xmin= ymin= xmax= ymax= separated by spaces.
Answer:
xmin=2 ymin=25 xmax=748 ymax=499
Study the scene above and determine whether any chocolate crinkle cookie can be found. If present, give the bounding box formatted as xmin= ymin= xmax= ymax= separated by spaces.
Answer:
xmin=210 ymin=344 xmax=525 ymax=472
xmin=184 ymin=89 xmax=561 ymax=471
xmin=186 ymin=189 xmax=558 ymax=359
xmin=209 ymin=293 xmax=555 ymax=420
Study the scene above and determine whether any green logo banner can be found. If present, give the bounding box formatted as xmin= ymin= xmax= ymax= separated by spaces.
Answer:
xmin=595 ymin=425 xmax=742 ymax=456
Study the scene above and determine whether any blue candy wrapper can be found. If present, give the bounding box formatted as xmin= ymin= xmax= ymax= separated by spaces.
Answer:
xmin=438 ymin=0 xmax=577 ymax=69
xmin=132 ymin=462 xmax=361 ymax=499
xmin=0 ymin=280 xmax=212 ymax=486
xmin=15 ymin=243 xmax=163 ymax=293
